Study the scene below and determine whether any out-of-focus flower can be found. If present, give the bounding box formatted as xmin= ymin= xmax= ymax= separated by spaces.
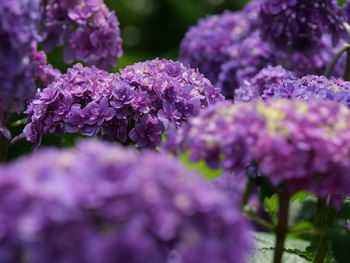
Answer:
xmin=0 ymin=0 xmax=40 ymax=135
xmin=217 ymin=31 xmax=273 ymax=99
xmin=0 ymin=139 xmax=252 ymax=263
xmin=22 ymin=60 xmax=223 ymax=148
xmin=32 ymin=48 xmax=61 ymax=87
xmin=40 ymin=0 xmax=122 ymax=70
xmin=179 ymin=8 xmax=253 ymax=83
xmin=171 ymin=99 xmax=350 ymax=202
xmin=235 ymin=66 xmax=296 ymax=102
xmin=259 ymin=0 xmax=341 ymax=52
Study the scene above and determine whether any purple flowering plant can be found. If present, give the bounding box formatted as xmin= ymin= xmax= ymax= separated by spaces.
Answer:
xmin=2 ymin=0 xmax=350 ymax=263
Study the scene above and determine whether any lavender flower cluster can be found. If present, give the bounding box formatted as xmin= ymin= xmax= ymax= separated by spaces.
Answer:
xmin=40 ymin=0 xmax=123 ymax=70
xmin=235 ymin=66 xmax=296 ymax=102
xmin=0 ymin=139 xmax=252 ymax=263
xmin=263 ymin=75 xmax=350 ymax=105
xmin=32 ymin=48 xmax=61 ymax=87
xmin=180 ymin=0 xmax=346 ymax=99
xmin=259 ymin=0 xmax=341 ymax=52
xmin=172 ymin=99 xmax=350 ymax=201
xmin=237 ymin=69 xmax=350 ymax=106
xmin=0 ymin=0 xmax=40 ymax=133
xmin=23 ymin=59 xmax=223 ymax=148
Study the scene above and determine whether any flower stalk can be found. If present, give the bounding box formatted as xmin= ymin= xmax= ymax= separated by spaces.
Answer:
xmin=273 ymin=188 xmax=291 ymax=263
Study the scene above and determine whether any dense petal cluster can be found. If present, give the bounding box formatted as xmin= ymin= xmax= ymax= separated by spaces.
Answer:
xmin=179 ymin=9 xmax=253 ymax=83
xmin=23 ymin=60 xmax=223 ymax=148
xmin=263 ymin=75 xmax=350 ymax=106
xmin=235 ymin=66 xmax=296 ymax=102
xmin=259 ymin=0 xmax=341 ymax=52
xmin=40 ymin=0 xmax=122 ymax=70
xmin=180 ymin=5 xmax=342 ymax=99
xmin=172 ymin=99 xmax=350 ymax=200
xmin=0 ymin=139 xmax=252 ymax=263
xmin=0 ymin=0 xmax=40 ymax=128
xmin=216 ymin=31 xmax=273 ymax=99
xmin=32 ymin=48 xmax=61 ymax=87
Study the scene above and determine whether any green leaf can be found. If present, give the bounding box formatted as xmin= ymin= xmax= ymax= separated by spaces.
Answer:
xmin=263 ymin=194 xmax=279 ymax=223
xmin=327 ymin=227 xmax=350 ymax=263
xmin=248 ymin=248 xmax=312 ymax=263
xmin=291 ymin=191 xmax=314 ymax=202
xmin=251 ymin=233 xmax=314 ymax=262
xmin=179 ymin=151 xmax=223 ymax=179
xmin=337 ymin=0 xmax=346 ymax=7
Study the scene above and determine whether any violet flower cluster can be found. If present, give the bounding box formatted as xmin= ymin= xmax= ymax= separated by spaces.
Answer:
xmin=179 ymin=10 xmax=252 ymax=83
xmin=259 ymin=0 xmax=341 ymax=52
xmin=263 ymin=75 xmax=350 ymax=106
xmin=180 ymin=1 xmax=345 ymax=99
xmin=171 ymin=99 xmax=350 ymax=202
xmin=32 ymin=48 xmax=61 ymax=87
xmin=23 ymin=59 xmax=223 ymax=148
xmin=40 ymin=0 xmax=123 ymax=70
xmin=0 ymin=0 xmax=40 ymax=135
xmin=235 ymin=66 xmax=296 ymax=102
xmin=0 ymin=139 xmax=252 ymax=263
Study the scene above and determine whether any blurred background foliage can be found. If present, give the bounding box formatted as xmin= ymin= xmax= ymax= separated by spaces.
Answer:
xmin=48 ymin=0 xmax=249 ymax=72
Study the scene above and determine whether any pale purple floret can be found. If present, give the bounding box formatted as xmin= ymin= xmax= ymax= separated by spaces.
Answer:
xmin=171 ymin=99 xmax=350 ymax=203
xmin=0 ymin=139 xmax=252 ymax=263
xmin=22 ymin=60 xmax=223 ymax=148
xmin=40 ymin=0 xmax=123 ymax=70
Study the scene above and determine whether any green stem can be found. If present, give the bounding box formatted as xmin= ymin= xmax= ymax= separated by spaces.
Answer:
xmin=343 ymin=48 xmax=350 ymax=81
xmin=244 ymin=210 xmax=275 ymax=231
xmin=0 ymin=134 xmax=8 ymax=163
xmin=314 ymin=205 xmax=337 ymax=263
xmin=273 ymin=189 xmax=291 ymax=263
xmin=311 ymin=199 xmax=328 ymax=247
xmin=324 ymin=44 xmax=350 ymax=78
xmin=240 ymin=177 xmax=254 ymax=209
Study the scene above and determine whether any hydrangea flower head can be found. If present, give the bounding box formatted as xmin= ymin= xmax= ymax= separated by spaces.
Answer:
xmin=180 ymin=10 xmax=252 ymax=83
xmin=259 ymin=0 xmax=341 ymax=52
xmin=40 ymin=0 xmax=122 ymax=70
xmin=0 ymin=0 xmax=40 ymax=131
xmin=0 ymin=139 xmax=252 ymax=263
xmin=235 ymin=65 xmax=296 ymax=102
xmin=263 ymin=75 xmax=350 ymax=106
xmin=172 ymin=99 xmax=350 ymax=201
xmin=23 ymin=60 xmax=223 ymax=148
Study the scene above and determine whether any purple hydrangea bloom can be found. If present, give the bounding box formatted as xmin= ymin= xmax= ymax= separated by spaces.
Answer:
xmin=216 ymin=31 xmax=273 ymax=99
xmin=235 ymin=66 xmax=296 ymax=102
xmin=217 ymin=33 xmax=343 ymax=99
xmin=171 ymin=99 xmax=350 ymax=202
xmin=22 ymin=60 xmax=223 ymax=148
xmin=179 ymin=10 xmax=253 ymax=83
xmin=259 ymin=0 xmax=341 ymax=52
xmin=0 ymin=0 xmax=40 ymax=133
xmin=0 ymin=139 xmax=252 ymax=263
xmin=40 ymin=0 xmax=122 ymax=70
xmin=263 ymin=75 xmax=350 ymax=106
xmin=32 ymin=48 xmax=61 ymax=87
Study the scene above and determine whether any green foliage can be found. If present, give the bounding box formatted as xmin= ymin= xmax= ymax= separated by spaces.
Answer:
xmin=179 ymin=150 xmax=223 ymax=179
xmin=337 ymin=0 xmax=346 ymax=7
xmin=250 ymin=233 xmax=313 ymax=263
xmin=327 ymin=227 xmax=350 ymax=263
